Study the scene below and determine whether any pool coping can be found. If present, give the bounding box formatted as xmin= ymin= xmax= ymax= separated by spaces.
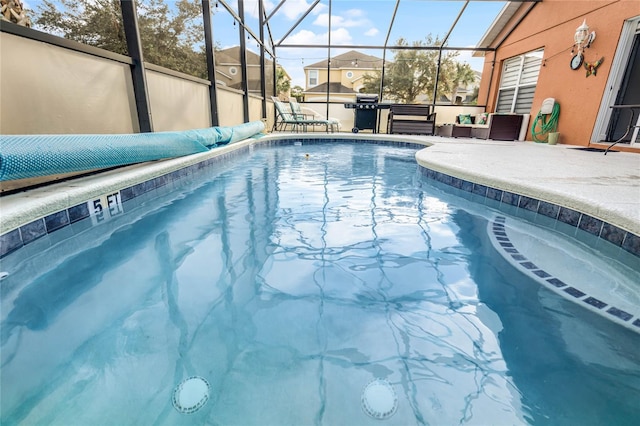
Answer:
xmin=1 ymin=133 xmax=639 ymax=260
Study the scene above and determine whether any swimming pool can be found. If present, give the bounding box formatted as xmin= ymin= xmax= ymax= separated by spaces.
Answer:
xmin=1 ymin=141 xmax=639 ymax=424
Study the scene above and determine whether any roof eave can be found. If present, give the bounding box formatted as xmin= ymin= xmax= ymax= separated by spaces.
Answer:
xmin=473 ymin=1 xmax=524 ymax=57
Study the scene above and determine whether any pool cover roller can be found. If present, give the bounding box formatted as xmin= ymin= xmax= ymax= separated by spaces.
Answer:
xmin=0 ymin=120 xmax=264 ymax=181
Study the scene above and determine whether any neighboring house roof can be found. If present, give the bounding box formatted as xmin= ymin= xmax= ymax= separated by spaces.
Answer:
xmin=473 ymin=1 xmax=524 ymax=56
xmin=304 ymin=82 xmax=355 ymax=94
xmin=215 ymin=46 xmax=290 ymax=92
xmin=217 ymin=46 xmax=266 ymax=66
xmin=305 ymin=50 xmax=385 ymax=69
xmin=214 ymin=49 xmax=237 ymax=65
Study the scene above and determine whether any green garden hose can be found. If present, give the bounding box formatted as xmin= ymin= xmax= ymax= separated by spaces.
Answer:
xmin=531 ymin=102 xmax=560 ymax=143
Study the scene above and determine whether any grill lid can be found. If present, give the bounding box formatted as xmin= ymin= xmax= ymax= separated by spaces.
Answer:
xmin=356 ymin=94 xmax=379 ymax=104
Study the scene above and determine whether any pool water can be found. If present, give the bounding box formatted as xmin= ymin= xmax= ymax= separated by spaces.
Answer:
xmin=1 ymin=142 xmax=639 ymax=425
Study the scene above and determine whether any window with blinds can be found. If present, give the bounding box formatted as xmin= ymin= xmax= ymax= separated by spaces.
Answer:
xmin=496 ymin=49 xmax=544 ymax=114
xmin=308 ymin=70 xmax=318 ymax=87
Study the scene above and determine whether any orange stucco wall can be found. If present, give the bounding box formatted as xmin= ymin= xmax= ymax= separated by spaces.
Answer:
xmin=478 ymin=0 xmax=640 ymax=147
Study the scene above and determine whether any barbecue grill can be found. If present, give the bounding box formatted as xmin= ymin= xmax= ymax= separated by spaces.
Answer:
xmin=344 ymin=94 xmax=390 ymax=133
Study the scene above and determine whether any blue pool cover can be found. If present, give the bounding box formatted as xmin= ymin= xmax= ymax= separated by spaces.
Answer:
xmin=0 ymin=120 xmax=265 ymax=181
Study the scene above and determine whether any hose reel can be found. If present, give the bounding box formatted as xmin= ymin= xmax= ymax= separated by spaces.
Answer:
xmin=531 ymin=98 xmax=560 ymax=143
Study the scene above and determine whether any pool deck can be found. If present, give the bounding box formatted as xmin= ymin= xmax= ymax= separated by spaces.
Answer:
xmin=1 ymin=133 xmax=639 ymax=238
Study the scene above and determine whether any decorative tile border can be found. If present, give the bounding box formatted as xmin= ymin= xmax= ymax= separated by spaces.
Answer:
xmin=419 ymin=167 xmax=640 ymax=259
xmin=489 ymin=215 xmax=640 ymax=333
xmin=0 ymin=139 xmax=424 ymax=259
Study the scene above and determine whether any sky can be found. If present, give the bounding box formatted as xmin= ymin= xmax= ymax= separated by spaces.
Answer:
xmin=212 ymin=0 xmax=508 ymax=87
xmin=22 ymin=0 xmax=507 ymax=88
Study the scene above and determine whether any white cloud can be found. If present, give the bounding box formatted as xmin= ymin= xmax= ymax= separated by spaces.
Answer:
xmin=344 ymin=9 xmax=365 ymax=18
xmin=364 ymin=28 xmax=379 ymax=37
xmin=329 ymin=27 xmax=354 ymax=45
xmin=227 ymin=0 xmax=323 ymax=20
xmin=270 ymin=0 xmax=326 ymax=21
xmin=282 ymin=27 xmax=352 ymax=45
xmin=313 ymin=9 xmax=372 ymax=29
xmin=285 ymin=29 xmax=325 ymax=45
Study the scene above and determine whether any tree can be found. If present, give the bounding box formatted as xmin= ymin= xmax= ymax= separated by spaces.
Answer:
xmin=33 ymin=0 xmax=207 ymax=79
xmin=136 ymin=0 xmax=206 ymax=78
xmin=447 ymin=62 xmax=477 ymax=105
xmin=469 ymin=86 xmax=480 ymax=105
xmin=276 ymin=66 xmax=290 ymax=98
xmin=35 ymin=0 xmax=127 ymax=54
xmin=290 ymin=86 xmax=304 ymax=102
xmin=1 ymin=0 xmax=31 ymax=26
xmin=361 ymin=35 xmax=462 ymax=104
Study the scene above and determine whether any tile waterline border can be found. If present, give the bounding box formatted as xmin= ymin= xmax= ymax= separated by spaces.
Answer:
xmin=418 ymin=167 xmax=640 ymax=259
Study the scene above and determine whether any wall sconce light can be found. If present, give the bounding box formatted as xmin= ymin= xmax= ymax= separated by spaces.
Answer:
xmin=574 ymin=19 xmax=596 ymax=51
xmin=570 ymin=19 xmax=596 ymax=70
xmin=351 ymin=59 xmax=359 ymax=67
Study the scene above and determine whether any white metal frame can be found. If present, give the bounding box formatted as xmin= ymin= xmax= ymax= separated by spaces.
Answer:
xmin=592 ymin=16 xmax=640 ymax=146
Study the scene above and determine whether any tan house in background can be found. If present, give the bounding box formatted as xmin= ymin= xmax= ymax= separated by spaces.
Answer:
xmin=303 ymin=50 xmax=384 ymax=102
xmin=215 ymin=47 xmax=289 ymax=97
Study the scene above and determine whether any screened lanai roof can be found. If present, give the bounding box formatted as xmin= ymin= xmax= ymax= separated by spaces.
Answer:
xmin=212 ymin=0 xmax=538 ymax=87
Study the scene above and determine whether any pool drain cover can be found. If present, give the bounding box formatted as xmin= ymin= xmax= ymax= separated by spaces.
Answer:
xmin=361 ymin=378 xmax=398 ymax=420
xmin=172 ymin=376 xmax=210 ymax=414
